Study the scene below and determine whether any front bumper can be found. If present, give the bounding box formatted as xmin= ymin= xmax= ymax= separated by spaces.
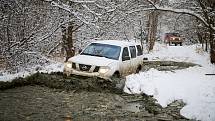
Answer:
xmin=63 ymin=67 xmax=110 ymax=80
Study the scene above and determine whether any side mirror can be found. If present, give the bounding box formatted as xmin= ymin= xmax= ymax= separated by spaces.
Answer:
xmin=78 ymin=49 xmax=82 ymax=54
xmin=122 ymin=56 xmax=130 ymax=61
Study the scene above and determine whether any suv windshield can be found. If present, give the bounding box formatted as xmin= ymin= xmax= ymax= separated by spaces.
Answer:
xmin=81 ymin=43 xmax=121 ymax=60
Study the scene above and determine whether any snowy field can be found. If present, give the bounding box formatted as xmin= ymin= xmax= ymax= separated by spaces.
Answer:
xmin=124 ymin=43 xmax=215 ymax=121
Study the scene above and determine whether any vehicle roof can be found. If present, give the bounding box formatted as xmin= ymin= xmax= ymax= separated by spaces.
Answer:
xmin=92 ymin=40 xmax=140 ymax=47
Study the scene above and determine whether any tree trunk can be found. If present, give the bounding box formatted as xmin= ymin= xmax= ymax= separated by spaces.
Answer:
xmin=147 ymin=0 xmax=159 ymax=51
xmin=205 ymin=33 xmax=208 ymax=52
xmin=62 ymin=22 xmax=76 ymax=62
xmin=66 ymin=22 xmax=75 ymax=61
xmin=210 ymin=29 xmax=215 ymax=63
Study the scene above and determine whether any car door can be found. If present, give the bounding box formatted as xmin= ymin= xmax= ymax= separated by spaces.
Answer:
xmin=129 ymin=46 xmax=138 ymax=73
xmin=120 ymin=47 xmax=131 ymax=76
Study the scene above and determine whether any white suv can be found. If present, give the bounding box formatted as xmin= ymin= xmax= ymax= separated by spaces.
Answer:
xmin=64 ymin=40 xmax=143 ymax=79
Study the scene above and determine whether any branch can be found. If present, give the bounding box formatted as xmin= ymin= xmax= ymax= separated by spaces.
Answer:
xmin=143 ymin=0 xmax=215 ymax=31
xmin=146 ymin=0 xmax=158 ymax=9
xmin=49 ymin=1 xmax=99 ymax=28
xmin=72 ymin=23 xmax=84 ymax=32
xmin=48 ymin=42 xmax=62 ymax=55
xmin=198 ymin=0 xmax=212 ymax=25
xmin=10 ymin=32 xmax=35 ymax=48
xmin=141 ymin=7 xmax=215 ymax=31
xmin=37 ymin=21 xmax=69 ymax=42
xmin=44 ymin=0 xmax=96 ymax=3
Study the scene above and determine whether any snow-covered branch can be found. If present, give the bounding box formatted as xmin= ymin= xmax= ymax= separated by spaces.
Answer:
xmin=142 ymin=0 xmax=215 ymax=31
xmin=69 ymin=0 xmax=96 ymax=3
xmin=50 ymin=1 xmax=99 ymax=28
xmin=146 ymin=6 xmax=210 ymax=28
xmin=44 ymin=0 xmax=96 ymax=3
xmin=81 ymin=4 xmax=102 ymax=17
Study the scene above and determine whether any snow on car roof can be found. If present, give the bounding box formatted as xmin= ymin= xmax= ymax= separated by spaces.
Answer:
xmin=92 ymin=40 xmax=140 ymax=47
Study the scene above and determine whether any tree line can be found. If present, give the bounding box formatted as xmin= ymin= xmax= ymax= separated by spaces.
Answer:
xmin=0 ymin=0 xmax=214 ymax=73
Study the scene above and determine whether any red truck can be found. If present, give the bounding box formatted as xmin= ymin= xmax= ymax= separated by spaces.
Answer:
xmin=164 ymin=33 xmax=183 ymax=46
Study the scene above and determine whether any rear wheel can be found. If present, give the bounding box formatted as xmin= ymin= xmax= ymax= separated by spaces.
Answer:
xmin=180 ymin=42 xmax=182 ymax=46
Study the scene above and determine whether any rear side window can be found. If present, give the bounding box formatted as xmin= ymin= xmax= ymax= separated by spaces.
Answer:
xmin=136 ymin=45 xmax=143 ymax=56
xmin=122 ymin=47 xmax=130 ymax=61
xmin=129 ymin=46 xmax=136 ymax=58
xmin=122 ymin=47 xmax=129 ymax=57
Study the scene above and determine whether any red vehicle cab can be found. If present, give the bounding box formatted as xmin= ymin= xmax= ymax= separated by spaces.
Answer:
xmin=164 ymin=33 xmax=183 ymax=46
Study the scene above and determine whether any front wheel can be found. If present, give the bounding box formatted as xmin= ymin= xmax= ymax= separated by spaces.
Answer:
xmin=112 ymin=72 xmax=120 ymax=78
xmin=111 ymin=72 xmax=125 ymax=89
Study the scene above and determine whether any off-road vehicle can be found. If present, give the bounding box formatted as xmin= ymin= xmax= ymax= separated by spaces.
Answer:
xmin=64 ymin=40 xmax=144 ymax=79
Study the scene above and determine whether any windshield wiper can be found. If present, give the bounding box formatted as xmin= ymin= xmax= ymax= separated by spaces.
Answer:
xmin=94 ymin=54 xmax=104 ymax=57
xmin=81 ymin=53 xmax=103 ymax=57
xmin=81 ymin=53 xmax=94 ymax=56
xmin=81 ymin=53 xmax=113 ymax=59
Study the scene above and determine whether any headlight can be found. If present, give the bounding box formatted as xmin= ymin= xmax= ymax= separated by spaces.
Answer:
xmin=99 ymin=66 xmax=110 ymax=74
xmin=65 ymin=63 xmax=72 ymax=68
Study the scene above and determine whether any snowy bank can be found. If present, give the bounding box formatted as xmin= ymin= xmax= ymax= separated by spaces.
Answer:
xmin=0 ymin=62 xmax=63 ymax=82
xmin=125 ymin=43 xmax=215 ymax=121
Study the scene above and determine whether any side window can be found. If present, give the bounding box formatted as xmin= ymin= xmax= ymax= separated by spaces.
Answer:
xmin=136 ymin=45 xmax=143 ymax=56
xmin=122 ymin=47 xmax=130 ymax=61
xmin=129 ymin=46 xmax=136 ymax=58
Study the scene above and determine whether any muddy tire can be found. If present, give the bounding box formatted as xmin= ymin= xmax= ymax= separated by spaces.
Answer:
xmin=112 ymin=72 xmax=120 ymax=78
xmin=111 ymin=72 xmax=125 ymax=90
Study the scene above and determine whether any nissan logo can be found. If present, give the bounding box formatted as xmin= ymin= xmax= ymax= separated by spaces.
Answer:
xmin=81 ymin=65 xmax=88 ymax=70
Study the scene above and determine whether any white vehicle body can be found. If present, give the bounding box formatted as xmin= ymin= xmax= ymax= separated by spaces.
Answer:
xmin=64 ymin=40 xmax=144 ymax=80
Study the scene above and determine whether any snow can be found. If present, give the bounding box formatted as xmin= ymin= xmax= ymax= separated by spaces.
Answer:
xmin=94 ymin=40 xmax=141 ymax=47
xmin=1 ymin=41 xmax=215 ymax=121
xmin=124 ymin=43 xmax=215 ymax=121
xmin=0 ymin=61 xmax=63 ymax=82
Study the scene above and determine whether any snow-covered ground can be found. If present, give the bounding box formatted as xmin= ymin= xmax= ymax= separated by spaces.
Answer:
xmin=1 ymin=42 xmax=215 ymax=121
xmin=124 ymin=43 xmax=215 ymax=121
xmin=0 ymin=61 xmax=64 ymax=82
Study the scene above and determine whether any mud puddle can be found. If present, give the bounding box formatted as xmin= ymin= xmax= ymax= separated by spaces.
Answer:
xmin=142 ymin=61 xmax=199 ymax=71
xmin=0 ymin=72 xmax=191 ymax=121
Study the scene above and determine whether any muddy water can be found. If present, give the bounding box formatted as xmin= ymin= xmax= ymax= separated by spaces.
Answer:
xmin=142 ymin=61 xmax=199 ymax=71
xmin=0 ymin=60 xmax=196 ymax=121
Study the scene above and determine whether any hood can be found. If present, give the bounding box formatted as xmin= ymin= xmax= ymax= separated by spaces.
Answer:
xmin=68 ymin=54 xmax=117 ymax=66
